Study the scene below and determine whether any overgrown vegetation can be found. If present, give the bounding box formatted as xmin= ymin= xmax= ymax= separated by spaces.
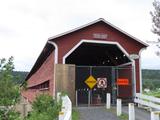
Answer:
xmin=0 ymin=57 xmax=21 ymax=120
xmin=26 ymin=94 xmax=61 ymax=120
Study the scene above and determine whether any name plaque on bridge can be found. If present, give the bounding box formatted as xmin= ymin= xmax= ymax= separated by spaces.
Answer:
xmin=93 ymin=33 xmax=108 ymax=39
xmin=85 ymin=75 xmax=97 ymax=89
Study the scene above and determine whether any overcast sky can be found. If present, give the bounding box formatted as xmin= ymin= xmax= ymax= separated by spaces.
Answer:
xmin=0 ymin=0 xmax=160 ymax=71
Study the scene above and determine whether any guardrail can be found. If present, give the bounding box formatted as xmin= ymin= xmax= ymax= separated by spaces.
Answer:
xmin=134 ymin=93 xmax=160 ymax=110
xmin=59 ymin=95 xmax=72 ymax=120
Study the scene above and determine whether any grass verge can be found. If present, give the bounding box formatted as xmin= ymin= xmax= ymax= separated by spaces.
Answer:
xmin=144 ymin=90 xmax=160 ymax=98
xmin=106 ymin=107 xmax=128 ymax=120
xmin=118 ymin=113 xmax=128 ymax=120
xmin=72 ymin=109 xmax=79 ymax=120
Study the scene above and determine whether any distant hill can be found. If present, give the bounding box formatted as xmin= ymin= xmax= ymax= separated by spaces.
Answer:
xmin=12 ymin=71 xmax=28 ymax=84
xmin=142 ymin=69 xmax=160 ymax=89
xmin=142 ymin=69 xmax=160 ymax=80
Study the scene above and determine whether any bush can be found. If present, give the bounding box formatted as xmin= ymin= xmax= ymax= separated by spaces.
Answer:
xmin=27 ymin=94 xmax=61 ymax=120
xmin=0 ymin=109 xmax=21 ymax=120
xmin=26 ymin=111 xmax=54 ymax=120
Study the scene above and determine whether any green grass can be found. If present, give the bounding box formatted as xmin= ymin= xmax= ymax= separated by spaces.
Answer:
xmin=118 ymin=113 xmax=128 ymax=120
xmin=106 ymin=107 xmax=117 ymax=114
xmin=72 ymin=109 xmax=79 ymax=120
xmin=144 ymin=90 xmax=160 ymax=98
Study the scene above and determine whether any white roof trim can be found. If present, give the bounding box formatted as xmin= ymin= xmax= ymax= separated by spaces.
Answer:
xmin=63 ymin=39 xmax=133 ymax=64
xmin=48 ymin=18 xmax=148 ymax=47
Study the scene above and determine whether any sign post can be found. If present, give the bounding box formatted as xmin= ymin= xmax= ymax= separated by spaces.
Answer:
xmin=85 ymin=75 xmax=97 ymax=106
xmin=88 ymin=90 xmax=91 ymax=106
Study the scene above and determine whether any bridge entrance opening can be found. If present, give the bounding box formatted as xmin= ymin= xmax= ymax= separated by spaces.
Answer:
xmin=65 ymin=41 xmax=134 ymax=106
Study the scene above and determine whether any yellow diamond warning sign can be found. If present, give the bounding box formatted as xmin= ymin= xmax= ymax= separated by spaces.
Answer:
xmin=85 ymin=75 xmax=97 ymax=89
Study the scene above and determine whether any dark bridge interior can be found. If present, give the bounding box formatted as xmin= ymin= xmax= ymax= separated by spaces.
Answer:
xmin=66 ymin=42 xmax=131 ymax=66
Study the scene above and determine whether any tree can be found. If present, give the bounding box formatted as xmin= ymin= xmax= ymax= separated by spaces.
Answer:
xmin=150 ymin=0 xmax=160 ymax=56
xmin=0 ymin=57 xmax=20 ymax=120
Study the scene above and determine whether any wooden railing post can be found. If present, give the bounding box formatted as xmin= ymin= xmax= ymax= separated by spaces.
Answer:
xmin=151 ymin=111 xmax=159 ymax=120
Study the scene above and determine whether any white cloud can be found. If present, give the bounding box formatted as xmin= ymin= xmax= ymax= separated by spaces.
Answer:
xmin=0 ymin=0 xmax=159 ymax=71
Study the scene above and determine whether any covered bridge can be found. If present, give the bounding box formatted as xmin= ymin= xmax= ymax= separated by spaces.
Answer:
xmin=22 ymin=18 xmax=148 ymax=106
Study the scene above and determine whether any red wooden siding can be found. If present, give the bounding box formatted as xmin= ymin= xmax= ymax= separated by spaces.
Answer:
xmin=22 ymin=51 xmax=55 ymax=102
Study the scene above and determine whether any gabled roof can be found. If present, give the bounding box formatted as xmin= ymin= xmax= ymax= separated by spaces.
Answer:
xmin=49 ymin=18 xmax=148 ymax=47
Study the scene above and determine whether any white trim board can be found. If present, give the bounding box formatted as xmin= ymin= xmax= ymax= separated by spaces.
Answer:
xmin=47 ymin=41 xmax=58 ymax=97
xmin=138 ymin=48 xmax=147 ymax=93
xmin=47 ymin=41 xmax=58 ymax=64
xmin=118 ymin=62 xmax=133 ymax=67
xmin=63 ymin=39 xmax=132 ymax=64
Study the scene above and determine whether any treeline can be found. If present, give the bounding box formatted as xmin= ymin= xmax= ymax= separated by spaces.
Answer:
xmin=11 ymin=69 xmax=160 ymax=90
xmin=142 ymin=69 xmax=160 ymax=90
xmin=142 ymin=69 xmax=160 ymax=79
xmin=12 ymin=71 xmax=28 ymax=84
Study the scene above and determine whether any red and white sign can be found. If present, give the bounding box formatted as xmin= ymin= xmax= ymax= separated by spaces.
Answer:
xmin=97 ymin=78 xmax=107 ymax=88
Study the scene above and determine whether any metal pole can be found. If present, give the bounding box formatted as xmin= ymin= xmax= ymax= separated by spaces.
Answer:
xmin=116 ymin=67 xmax=119 ymax=96
xmin=106 ymin=93 xmax=111 ymax=109
xmin=76 ymin=90 xmax=78 ymax=107
xmin=132 ymin=61 xmax=136 ymax=98
xmin=111 ymin=67 xmax=116 ymax=105
xmin=129 ymin=103 xmax=135 ymax=120
xmin=116 ymin=68 xmax=119 ymax=97
xmin=117 ymin=99 xmax=122 ymax=116
xmin=90 ymin=66 xmax=92 ymax=75
xmin=88 ymin=90 xmax=90 ymax=106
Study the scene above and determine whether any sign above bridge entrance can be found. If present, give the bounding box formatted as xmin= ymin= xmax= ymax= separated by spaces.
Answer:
xmin=117 ymin=78 xmax=129 ymax=85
